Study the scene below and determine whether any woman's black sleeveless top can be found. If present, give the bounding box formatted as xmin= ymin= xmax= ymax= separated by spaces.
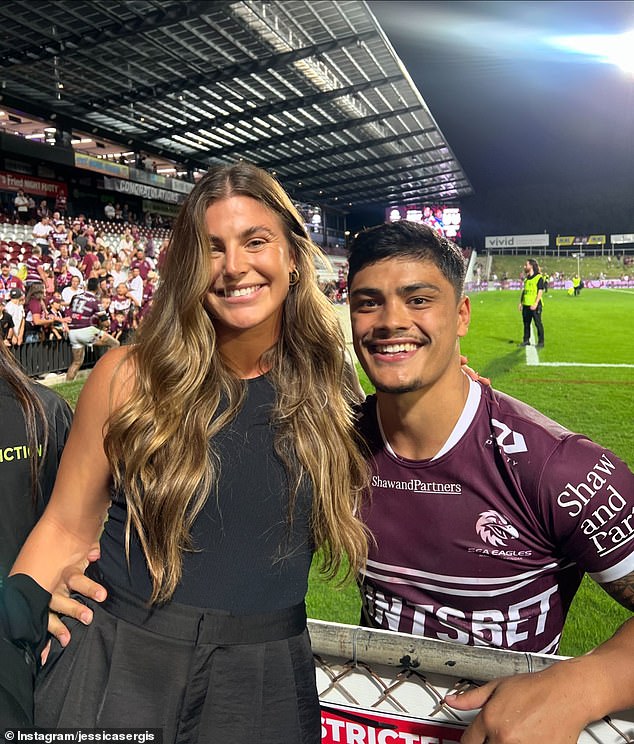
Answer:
xmin=99 ymin=375 xmax=314 ymax=613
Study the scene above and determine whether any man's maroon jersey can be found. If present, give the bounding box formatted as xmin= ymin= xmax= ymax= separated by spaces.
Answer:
xmin=25 ymin=254 xmax=43 ymax=284
xmin=69 ymin=291 xmax=103 ymax=329
xmin=359 ymin=379 xmax=634 ymax=653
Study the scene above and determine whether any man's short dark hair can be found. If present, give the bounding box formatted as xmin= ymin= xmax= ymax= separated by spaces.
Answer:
xmin=347 ymin=221 xmax=467 ymax=299
xmin=87 ymin=277 xmax=100 ymax=292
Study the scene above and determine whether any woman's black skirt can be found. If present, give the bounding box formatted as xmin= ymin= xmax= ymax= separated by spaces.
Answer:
xmin=35 ymin=581 xmax=320 ymax=743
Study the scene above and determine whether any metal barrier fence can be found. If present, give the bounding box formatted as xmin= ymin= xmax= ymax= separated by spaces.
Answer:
xmin=10 ymin=339 xmax=106 ymax=378
xmin=310 ymin=620 xmax=634 ymax=743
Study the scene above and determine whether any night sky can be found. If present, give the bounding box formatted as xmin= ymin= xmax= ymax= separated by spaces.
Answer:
xmin=355 ymin=1 xmax=634 ymax=247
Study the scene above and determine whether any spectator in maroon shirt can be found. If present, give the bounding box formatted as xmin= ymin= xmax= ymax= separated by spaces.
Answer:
xmin=54 ymin=244 xmax=70 ymax=272
xmin=23 ymin=283 xmax=54 ymax=343
xmin=109 ymin=309 xmax=130 ymax=342
xmin=54 ymin=261 xmax=74 ymax=292
xmin=129 ymin=248 xmax=152 ymax=280
xmin=25 ymin=247 xmax=48 ymax=288
xmin=110 ymin=282 xmax=138 ymax=328
xmin=49 ymin=223 xmax=69 ymax=257
xmin=79 ymin=246 xmax=99 ymax=278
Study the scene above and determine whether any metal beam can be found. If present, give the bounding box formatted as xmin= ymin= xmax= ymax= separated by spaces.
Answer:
xmin=296 ymin=160 xmax=460 ymax=192
xmin=0 ymin=91 xmax=210 ymax=172
xmin=279 ymin=147 xmax=457 ymax=183
xmin=297 ymin=172 xmax=469 ymax=200
xmin=0 ymin=2 xmax=227 ymax=67
xmin=150 ymin=73 xmax=406 ymax=145
xmin=260 ymin=132 xmax=445 ymax=170
xmin=311 ymin=179 xmax=470 ymax=204
xmin=194 ymin=101 xmax=423 ymax=159
xmin=87 ymin=29 xmax=380 ymax=110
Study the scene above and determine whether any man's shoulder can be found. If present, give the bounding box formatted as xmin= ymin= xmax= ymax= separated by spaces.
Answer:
xmin=479 ymin=385 xmax=620 ymax=491
xmin=484 ymin=385 xmax=571 ymax=443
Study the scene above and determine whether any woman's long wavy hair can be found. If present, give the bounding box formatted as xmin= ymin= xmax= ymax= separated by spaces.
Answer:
xmin=104 ymin=162 xmax=369 ymax=604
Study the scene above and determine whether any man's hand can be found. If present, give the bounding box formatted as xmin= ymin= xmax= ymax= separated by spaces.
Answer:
xmin=460 ymin=355 xmax=491 ymax=387
xmin=445 ymin=662 xmax=592 ymax=744
xmin=46 ymin=546 xmax=107 ymax=649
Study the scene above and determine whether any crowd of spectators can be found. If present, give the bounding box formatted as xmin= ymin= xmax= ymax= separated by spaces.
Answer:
xmin=0 ymin=192 xmax=363 ymax=367
xmin=0 ymin=207 xmax=170 ymax=353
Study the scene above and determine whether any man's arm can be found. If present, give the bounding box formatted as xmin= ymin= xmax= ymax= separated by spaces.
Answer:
xmin=602 ymin=570 xmax=634 ymax=609
xmin=30 ymin=310 xmax=54 ymax=329
xmin=15 ymin=316 xmax=24 ymax=344
xmin=448 ymin=574 xmax=634 ymax=744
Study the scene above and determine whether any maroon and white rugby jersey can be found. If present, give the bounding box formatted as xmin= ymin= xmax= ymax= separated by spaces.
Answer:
xmin=359 ymin=379 xmax=634 ymax=653
xmin=25 ymin=254 xmax=43 ymax=284
xmin=69 ymin=291 xmax=102 ymax=329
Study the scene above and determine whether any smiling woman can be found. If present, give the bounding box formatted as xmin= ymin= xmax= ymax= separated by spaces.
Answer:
xmin=11 ymin=162 xmax=370 ymax=740
xmin=203 ymin=194 xmax=296 ymax=373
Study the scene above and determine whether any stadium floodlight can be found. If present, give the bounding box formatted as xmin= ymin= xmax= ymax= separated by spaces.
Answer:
xmin=549 ymin=30 xmax=634 ymax=74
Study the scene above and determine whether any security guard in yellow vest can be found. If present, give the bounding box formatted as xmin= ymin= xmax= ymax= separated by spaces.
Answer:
xmin=519 ymin=258 xmax=545 ymax=347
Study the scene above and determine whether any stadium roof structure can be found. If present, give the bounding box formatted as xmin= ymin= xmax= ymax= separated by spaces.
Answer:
xmin=0 ymin=0 xmax=473 ymax=210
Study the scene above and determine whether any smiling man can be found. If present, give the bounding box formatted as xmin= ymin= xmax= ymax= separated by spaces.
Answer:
xmin=347 ymin=220 xmax=634 ymax=744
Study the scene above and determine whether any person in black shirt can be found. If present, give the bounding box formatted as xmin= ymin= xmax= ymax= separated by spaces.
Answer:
xmin=0 ymin=342 xmax=72 ymax=725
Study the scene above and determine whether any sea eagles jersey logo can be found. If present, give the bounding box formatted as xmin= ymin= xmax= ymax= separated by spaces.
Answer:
xmin=475 ymin=510 xmax=520 ymax=547
xmin=491 ymin=418 xmax=527 ymax=454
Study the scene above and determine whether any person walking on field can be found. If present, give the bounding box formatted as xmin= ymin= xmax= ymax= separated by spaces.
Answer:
xmin=519 ymin=258 xmax=545 ymax=347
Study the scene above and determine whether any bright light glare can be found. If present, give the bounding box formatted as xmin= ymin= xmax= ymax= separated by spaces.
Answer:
xmin=550 ymin=30 xmax=634 ymax=73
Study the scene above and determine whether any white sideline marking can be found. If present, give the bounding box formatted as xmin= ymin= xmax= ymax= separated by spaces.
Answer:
xmin=526 ymin=345 xmax=539 ymax=365
xmin=525 ymin=329 xmax=634 ymax=367
xmin=525 ymin=328 xmax=539 ymax=365
xmin=535 ymin=362 xmax=634 ymax=367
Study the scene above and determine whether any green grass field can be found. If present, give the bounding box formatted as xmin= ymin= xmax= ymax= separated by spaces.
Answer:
xmin=53 ymin=287 xmax=634 ymax=657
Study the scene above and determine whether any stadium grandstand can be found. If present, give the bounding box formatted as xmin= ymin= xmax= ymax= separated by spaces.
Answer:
xmin=0 ymin=0 xmax=474 ymax=376
xmin=1 ymin=0 xmax=632 ymax=379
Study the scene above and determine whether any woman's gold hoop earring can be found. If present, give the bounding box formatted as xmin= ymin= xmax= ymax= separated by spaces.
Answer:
xmin=289 ymin=269 xmax=300 ymax=286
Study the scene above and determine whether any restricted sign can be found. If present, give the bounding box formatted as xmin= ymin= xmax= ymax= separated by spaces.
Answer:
xmin=321 ymin=703 xmax=466 ymax=744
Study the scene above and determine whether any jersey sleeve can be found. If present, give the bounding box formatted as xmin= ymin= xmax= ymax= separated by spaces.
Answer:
xmin=537 ymin=435 xmax=634 ymax=582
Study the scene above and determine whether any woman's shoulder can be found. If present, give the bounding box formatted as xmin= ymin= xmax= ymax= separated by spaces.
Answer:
xmin=80 ymin=346 xmax=137 ymax=412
